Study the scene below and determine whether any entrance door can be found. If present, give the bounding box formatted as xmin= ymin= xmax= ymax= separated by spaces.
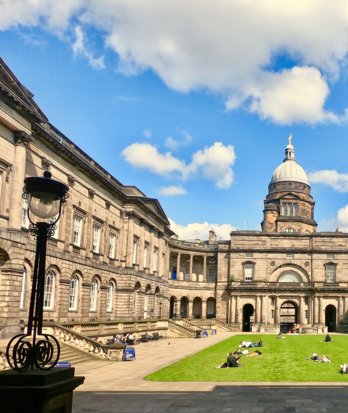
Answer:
xmin=242 ymin=304 xmax=254 ymax=332
xmin=325 ymin=305 xmax=336 ymax=332
xmin=280 ymin=301 xmax=298 ymax=333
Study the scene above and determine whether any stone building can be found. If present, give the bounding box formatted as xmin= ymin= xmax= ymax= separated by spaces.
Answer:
xmin=0 ymin=58 xmax=347 ymax=339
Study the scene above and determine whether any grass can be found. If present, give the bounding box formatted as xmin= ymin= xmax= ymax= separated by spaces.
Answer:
xmin=145 ymin=334 xmax=348 ymax=382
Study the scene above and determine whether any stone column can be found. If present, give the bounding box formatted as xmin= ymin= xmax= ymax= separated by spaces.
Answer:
xmin=255 ymin=296 xmax=261 ymax=323
xmin=230 ymin=295 xmax=235 ymax=323
xmin=189 ymin=254 xmax=193 ymax=282
xmin=203 ymin=255 xmax=207 ymax=281
xmin=274 ymin=297 xmax=279 ymax=325
xmin=318 ymin=297 xmax=324 ymax=325
xmin=8 ymin=132 xmax=32 ymax=230
xmin=235 ymin=296 xmax=239 ymax=323
xmin=176 ymin=253 xmax=181 ymax=280
xmin=125 ymin=213 xmax=134 ymax=267
xmin=339 ymin=297 xmax=344 ymax=323
xmin=188 ymin=300 xmax=193 ymax=318
xmin=299 ymin=296 xmax=306 ymax=325
xmin=261 ymin=295 xmax=267 ymax=324
xmin=202 ymin=300 xmax=207 ymax=319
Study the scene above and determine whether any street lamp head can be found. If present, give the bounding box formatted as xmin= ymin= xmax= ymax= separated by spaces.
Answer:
xmin=23 ymin=171 xmax=69 ymax=224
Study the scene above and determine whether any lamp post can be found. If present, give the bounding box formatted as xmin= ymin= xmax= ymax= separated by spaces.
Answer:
xmin=6 ymin=171 xmax=69 ymax=371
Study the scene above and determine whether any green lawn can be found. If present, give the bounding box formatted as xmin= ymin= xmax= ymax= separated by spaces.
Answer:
xmin=145 ymin=334 xmax=348 ymax=382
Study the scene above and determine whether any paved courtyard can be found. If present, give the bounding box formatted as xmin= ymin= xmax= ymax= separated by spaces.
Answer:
xmin=72 ymin=333 xmax=348 ymax=413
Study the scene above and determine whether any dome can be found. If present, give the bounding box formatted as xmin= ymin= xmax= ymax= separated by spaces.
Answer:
xmin=271 ymin=135 xmax=309 ymax=186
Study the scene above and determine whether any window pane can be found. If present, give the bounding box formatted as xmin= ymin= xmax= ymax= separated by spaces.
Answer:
xmin=44 ymin=270 xmax=55 ymax=309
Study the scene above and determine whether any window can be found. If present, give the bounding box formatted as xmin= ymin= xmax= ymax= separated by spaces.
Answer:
xmin=108 ymin=232 xmax=117 ymax=259
xmin=106 ymin=281 xmax=115 ymax=312
xmin=44 ymin=270 xmax=55 ymax=310
xmin=245 ymin=252 xmax=253 ymax=258
xmin=244 ymin=263 xmax=254 ymax=282
xmin=284 ymin=227 xmax=295 ymax=233
xmin=69 ymin=275 xmax=79 ymax=311
xmin=21 ymin=199 xmax=29 ymax=229
xmin=92 ymin=223 xmax=101 ymax=253
xmin=326 ymin=263 xmax=336 ymax=283
xmin=132 ymin=237 xmax=139 ymax=265
xmin=281 ymin=203 xmax=299 ymax=217
xmin=153 ymin=247 xmax=159 ymax=272
xmin=143 ymin=242 xmax=149 ymax=268
xmin=19 ymin=270 xmax=26 ymax=309
xmin=90 ymin=278 xmax=99 ymax=311
xmin=208 ymin=269 xmax=216 ymax=282
xmin=279 ymin=272 xmax=300 ymax=283
xmin=73 ymin=215 xmax=83 ymax=247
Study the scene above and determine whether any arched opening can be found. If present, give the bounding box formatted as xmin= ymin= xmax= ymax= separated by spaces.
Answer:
xmin=193 ymin=297 xmax=202 ymax=319
xmin=180 ymin=296 xmax=189 ymax=318
xmin=169 ymin=296 xmax=177 ymax=319
xmin=280 ymin=301 xmax=298 ymax=333
xmin=206 ymin=297 xmax=216 ymax=318
xmin=325 ymin=305 xmax=336 ymax=332
xmin=242 ymin=304 xmax=254 ymax=332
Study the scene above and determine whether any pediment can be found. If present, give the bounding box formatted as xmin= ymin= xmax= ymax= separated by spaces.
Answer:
xmin=0 ymin=58 xmax=47 ymax=121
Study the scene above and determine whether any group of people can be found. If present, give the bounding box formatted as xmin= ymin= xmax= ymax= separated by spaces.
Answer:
xmin=310 ymin=353 xmax=331 ymax=363
xmin=107 ymin=333 xmax=138 ymax=346
xmin=217 ymin=338 xmax=263 ymax=368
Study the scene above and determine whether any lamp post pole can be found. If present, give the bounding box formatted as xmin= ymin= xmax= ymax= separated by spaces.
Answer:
xmin=5 ymin=171 xmax=69 ymax=371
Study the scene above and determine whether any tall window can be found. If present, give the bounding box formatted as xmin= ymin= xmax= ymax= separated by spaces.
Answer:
xmin=153 ymin=247 xmax=159 ymax=272
xmin=143 ymin=242 xmax=149 ymax=268
xmin=90 ymin=277 xmax=99 ymax=311
xmin=281 ymin=203 xmax=299 ymax=216
xmin=73 ymin=215 xmax=83 ymax=247
xmin=19 ymin=270 xmax=26 ymax=309
xmin=326 ymin=263 xmax=336 ymax=283
xmin=244 ymin=263 xmax=254 ymax=282
xmin=21 ymin=200 xmax=29 ymax=229
xmin=106 ymin=281 xmax=115 ymax=312
xmin=92 ymin=223 xmax=101 ymax=253
xmin=69 ymin=275 xmax=79 ymax=311
xmin=108 ymin=232 xmax=117 ymax=259
xmin=132 ymin=237 xmax=139 ymax=265
xmin=44 ymin=270 xmax=56 ymax=310
xmin=208 ymin=269 xmax=216 ymax=282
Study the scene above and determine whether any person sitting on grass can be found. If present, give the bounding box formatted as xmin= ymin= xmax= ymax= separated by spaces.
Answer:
xmin=340 ymin=363 xmax=348 ymax=373
xmin=217 ymin=353 xmax=242 ymax=368
xmin=311 ymin=353 xmax=321 ymax=362
xmin=325 ymin=334 xmax=332 ymax=342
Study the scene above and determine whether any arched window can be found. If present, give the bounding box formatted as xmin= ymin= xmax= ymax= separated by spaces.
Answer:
xmin=44 ymin=270 xmax=56 ymax=310
xmin=69 ymin=275 xmax=79 ymax=311
xmin=90 ymin=277 xmax=99 ymax=311
xmin=106 ymin=281 xmax=115 ymax=312
xmin=19 ymin=269 xmax=26 ymax=309
xmin=279 ymin=272 xmax=301 ymax=283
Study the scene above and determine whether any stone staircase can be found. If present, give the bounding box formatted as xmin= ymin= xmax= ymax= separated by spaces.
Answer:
xmin=168 ymin=320 xmax=196 ymax=337
xmin=59 ymin=342 xmax=97 ymax=365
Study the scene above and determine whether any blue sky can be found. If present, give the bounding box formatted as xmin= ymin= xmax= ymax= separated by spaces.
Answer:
xmin=2 ymin=1 xmax=348 ymax=240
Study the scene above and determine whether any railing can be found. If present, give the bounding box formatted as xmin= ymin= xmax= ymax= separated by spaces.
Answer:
xmin=214 ymin=319 xmax=235 ymax=331
xmin=176 ymin=319 xmax=201 ymax=331
xmin=48 ymin=323 xmax=124 ymax=361
xmin=168 ymin=320 xmax=196 ymax=337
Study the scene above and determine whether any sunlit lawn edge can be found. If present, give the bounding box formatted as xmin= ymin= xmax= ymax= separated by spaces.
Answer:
xmin=145 ymin=334 xmax=348 ymax=382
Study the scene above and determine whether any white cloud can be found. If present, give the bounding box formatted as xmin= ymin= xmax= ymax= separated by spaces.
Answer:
xmin=309 ymin=170 xmax=348 ymax=192
xmin=246 ymin=67 xmax=339 ymax=124
xmin=184 ymin=142 xmax=235 ymax=189
xmin=122 ymin=141 xmax=235 ymax=188
xmin=72 ymin=26 xmax=105 ymax=69
xmin=122 ymin=143 xmax=184 ymax=176
xmin=3 ymin=1 xmax=348 ymax=123
xmin=164 ymin=131 xmax=192 ymax=151
xmin=169 ymin=219 xmax=236 ymax=240
xmin=158 ymin=186 xmax=186 ymax=196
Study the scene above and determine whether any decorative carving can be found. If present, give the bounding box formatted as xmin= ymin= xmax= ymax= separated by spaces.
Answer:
xmin=105 ymin=200 xmax=111 ymax=210
xmin=14 ymin=131 xmax=32 ymax=146
xmin=88 ymin=188 xmax=95 ymax=199
xmin=305 ymin=261 xmax=310 ymax=267
xmin=41 ymin=156 xmax=51 ymax=171
xmin=270 ymin=261 xmax=275 ymax=266
xmin=67 ymin=174 xmax=75 ymax=187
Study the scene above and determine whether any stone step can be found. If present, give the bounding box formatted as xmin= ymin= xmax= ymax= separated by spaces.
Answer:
xmin=58 ymin=342 xmax=97 ymax=365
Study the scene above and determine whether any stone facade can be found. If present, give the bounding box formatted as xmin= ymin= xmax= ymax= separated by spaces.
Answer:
xmin=1 ymin=58 xmax=348 ymax=338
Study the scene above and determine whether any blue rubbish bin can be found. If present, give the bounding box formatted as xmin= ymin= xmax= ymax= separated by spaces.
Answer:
xmin=123 ymin=347 xmax=136 ymax=361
